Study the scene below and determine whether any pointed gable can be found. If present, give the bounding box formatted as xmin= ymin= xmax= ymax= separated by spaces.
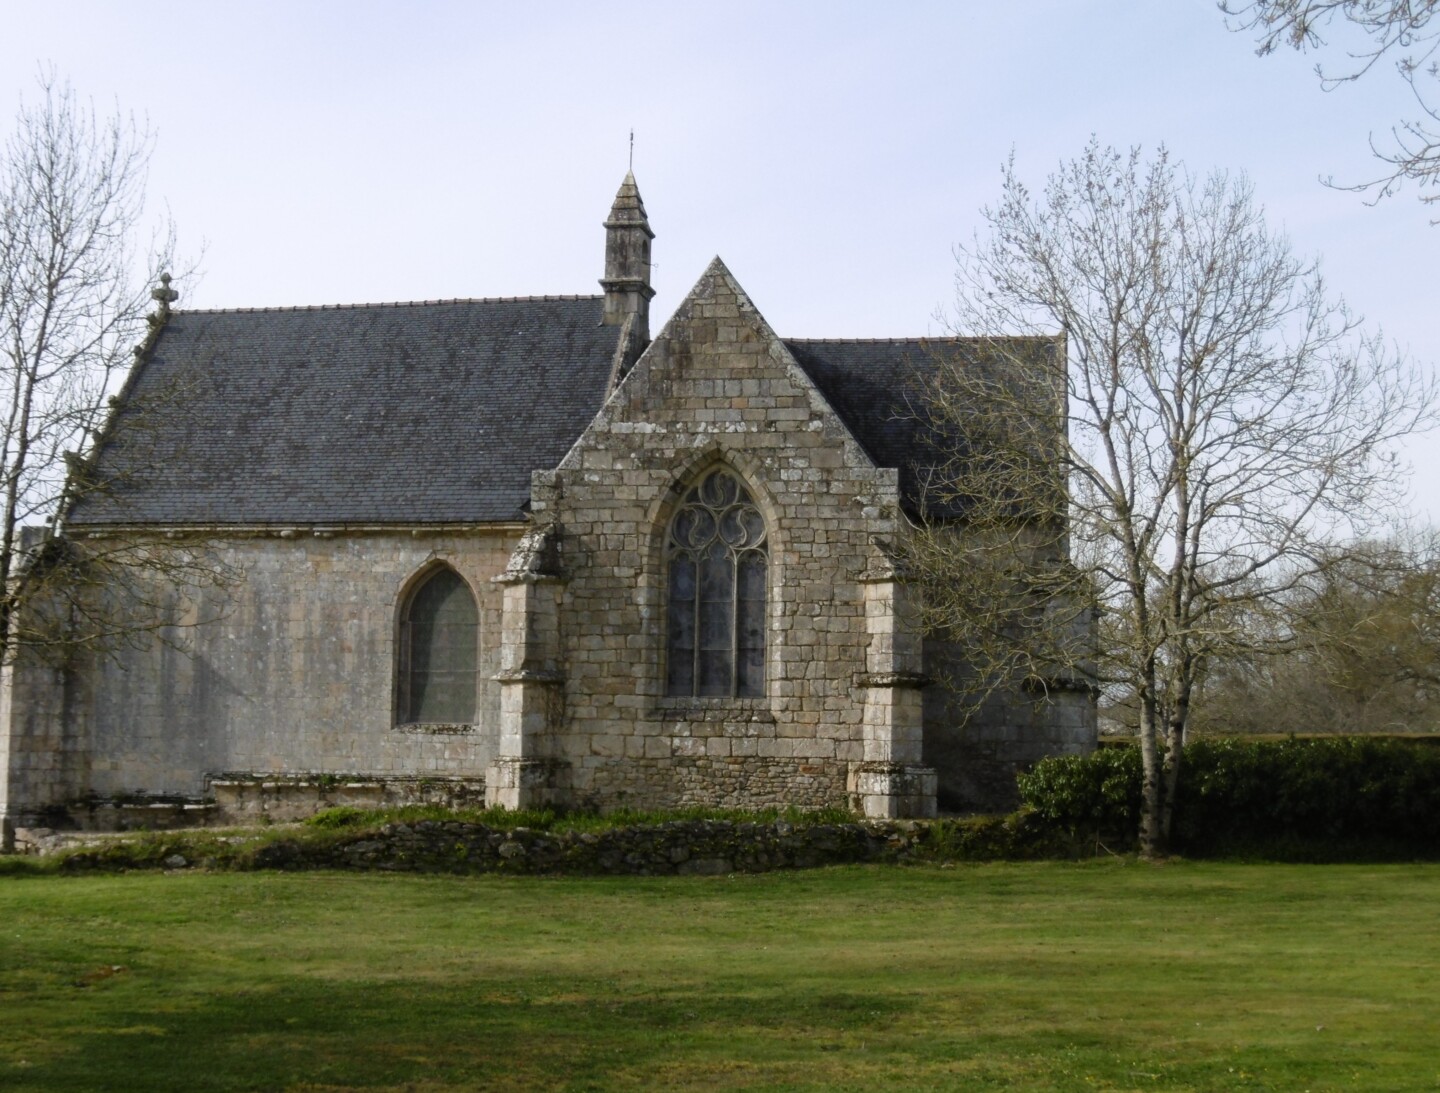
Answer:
xmin=561 ymin=257 xmax=882 ymax=484
xmin=566 ymin=257 xmax=1062 ymax=517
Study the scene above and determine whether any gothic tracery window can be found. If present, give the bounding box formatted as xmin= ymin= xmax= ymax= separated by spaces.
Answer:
xmin=665 ymin=468 xmax=768 ymax=697
xmin=398 ymin=566 xmax=478 ymax=724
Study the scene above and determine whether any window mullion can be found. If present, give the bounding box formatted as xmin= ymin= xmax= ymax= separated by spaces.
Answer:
xmin=400 ymin=621 xmax=410 ymax=721
xmin=728 ymin=542 xmax=739 ymax=696
xmin=691 ymin=551 xmax=702 ymax=697
xmin=665 ymin=470 xmax=766 ymax=700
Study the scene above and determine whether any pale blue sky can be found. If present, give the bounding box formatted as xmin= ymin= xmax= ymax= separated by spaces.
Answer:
xmin=3 ymin=0 xmax=1436 ymax=517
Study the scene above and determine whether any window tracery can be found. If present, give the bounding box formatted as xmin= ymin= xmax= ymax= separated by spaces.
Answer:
xmin=665 ymin=468 xmax=768 ymax=697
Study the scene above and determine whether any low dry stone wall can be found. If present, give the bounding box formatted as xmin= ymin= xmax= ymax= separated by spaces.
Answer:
xmin=54 ymin=815 xmax=1076 ymax=875
xmin=256 ymin=819 xmax=918 ymax=875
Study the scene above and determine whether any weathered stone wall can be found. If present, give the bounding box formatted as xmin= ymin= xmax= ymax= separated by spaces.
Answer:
xmin=924 ymin=677 xmax=1096 ymax=811
xmin=2 ymin=529 xmax=517 ymax=829
xmin=2 ymin=660 xmax=78 ymax=838
xmin=285 ymin=818 xmax=924 ymax=874
xmin=584 ymin=755 xmax=845 ymax=811
xmin=531 ymin=261 xmax=911 ymax=812
xmin=7 ymin=773 xmax=489 ymax=851
xmin=209 ymin=773 xmax=488 ymax=824
xmin=922 ymin=638 xmax=1097 ymax=812
xmin=0 ymin=259 xmax=1096 ymax=835
xmin=490 ymin=260 xmax=1092 ymax=815
xmin=46 ymin=813 xmax=1083 ymax=872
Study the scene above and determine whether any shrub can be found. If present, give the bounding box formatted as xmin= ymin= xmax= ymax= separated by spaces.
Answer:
xmin=1018 ymin=736 xmax=1440 ymax=856
xmin=1016 ymin=745 xmax=1141 ymax=837
xmin=305 ymin=806 xmax=372 ymax=829
xmin=1174 ymin=736 xmax=1440 ymax=853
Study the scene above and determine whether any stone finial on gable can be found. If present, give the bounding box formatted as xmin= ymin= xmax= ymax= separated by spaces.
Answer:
xmin=600 ymin=171 xmax=655 ymax=340
xmin=151 ymin=272 xmax=178 ymax=321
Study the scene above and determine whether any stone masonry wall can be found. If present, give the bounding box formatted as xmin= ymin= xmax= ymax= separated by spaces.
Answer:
xmin=3 ymin=529 xmax=518 ymax=827
xmin=1 ymin=257 xmax=1096 ymax=832
xmin=533 ymin=260 xmax=911 ymax=811
xmin=49 ymin=815 xmax=1082 ymax=873
xmin=922 ymin=639 xmax=1097 ymax=812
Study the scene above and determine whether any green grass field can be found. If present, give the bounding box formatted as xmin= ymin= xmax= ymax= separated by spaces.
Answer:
xmin=2 ymin=861 xmax=1436 ymax=1091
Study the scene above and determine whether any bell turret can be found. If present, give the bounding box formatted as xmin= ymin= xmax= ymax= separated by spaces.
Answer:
xmin=599 ymin=171 xmax=654 ymax=339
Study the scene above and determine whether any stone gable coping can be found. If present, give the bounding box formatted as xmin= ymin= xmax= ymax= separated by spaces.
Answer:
xmin=555 ymin=257 xmax=897 ymax=518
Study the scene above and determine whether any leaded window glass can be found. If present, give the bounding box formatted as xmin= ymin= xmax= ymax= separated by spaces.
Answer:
xmin=666 ymin=468 xmax=768 ymax=697
xmin=398 ymin=567 xmax=478 ymax=723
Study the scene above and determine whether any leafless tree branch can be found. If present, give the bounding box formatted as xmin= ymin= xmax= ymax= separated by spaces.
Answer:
xmin=1222 ymin=0 xmax=1440 ymax=213
xmin=914 ymin=141 xmax=1437 ymax=855
xmin=0 ymin=71 xmax=225 ymax=666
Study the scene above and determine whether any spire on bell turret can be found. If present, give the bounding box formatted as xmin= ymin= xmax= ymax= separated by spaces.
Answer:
xmin=600 ymin=170 xmax=655 ymax=339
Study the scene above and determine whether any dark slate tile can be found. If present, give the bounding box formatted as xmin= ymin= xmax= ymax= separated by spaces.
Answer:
xmin=71 ymin=298 xmax=618 ymax=526
xmin=785 ymin=337 xmax=1062 ymax=517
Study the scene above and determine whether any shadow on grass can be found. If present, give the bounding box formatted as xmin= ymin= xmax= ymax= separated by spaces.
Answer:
xmin=7 ymin=976 xmax=919 ymax=1093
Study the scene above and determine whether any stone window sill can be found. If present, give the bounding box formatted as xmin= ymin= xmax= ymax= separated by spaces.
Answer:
xmin=394 ymin=722 xmax=476 ymax=736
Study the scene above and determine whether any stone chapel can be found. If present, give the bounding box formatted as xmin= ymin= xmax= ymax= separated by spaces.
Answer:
xmin=0 ymin=174 xmax=1094 ymax=844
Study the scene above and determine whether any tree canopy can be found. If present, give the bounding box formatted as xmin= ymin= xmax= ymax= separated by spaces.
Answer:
xmin=0 ymin=74 xmax=218 ymax=662
xmin=913 ymin=140 xmax=1436 ymax=854
xmin=1224 ymin=0 xmax=1440 ymax=211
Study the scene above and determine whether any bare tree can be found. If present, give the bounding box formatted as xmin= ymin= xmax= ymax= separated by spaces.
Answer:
xmin=0 ymin=74 xmax=215 ymax=665
xmin=912 ymin=142 xmax=1436 ymax=856
xmin=1193 ymin=534 xmax=1440 ymax=734
xmin=1223 ymin=0 xmax=1440 ymax=212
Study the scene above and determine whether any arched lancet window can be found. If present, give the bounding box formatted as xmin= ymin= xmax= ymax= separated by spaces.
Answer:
xmin=666 ymin=467 xmax=768 ymax=697
xmin=398 ymin=567 xmax=478 ymax=724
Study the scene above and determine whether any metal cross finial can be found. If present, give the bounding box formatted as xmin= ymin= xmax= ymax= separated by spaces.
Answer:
xmin=629 ymin=129 xmax=634 ymax=171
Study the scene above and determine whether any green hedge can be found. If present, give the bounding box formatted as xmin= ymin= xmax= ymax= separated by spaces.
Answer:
xmin=1018 ymin=737 xmax=1440 ymax=857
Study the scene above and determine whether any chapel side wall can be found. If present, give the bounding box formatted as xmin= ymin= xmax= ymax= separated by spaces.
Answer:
xmin=922 ymin=636 xmax=1097 ymax=811
xmin=6 ymin=530 xmax=516 ymax=821
xmin=538 ymin=272 xmax=906 ymax=812
xmin=1 ymin=656 xmax=82 ymax=838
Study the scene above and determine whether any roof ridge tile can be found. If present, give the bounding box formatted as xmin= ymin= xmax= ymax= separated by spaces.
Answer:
xmin=175 ymin=294 xmax=605 ymax=316
xmin=785 ymin=335 xmax=1055 ymax=345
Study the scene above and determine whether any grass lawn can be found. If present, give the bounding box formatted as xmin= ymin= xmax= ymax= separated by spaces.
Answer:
xmin=1 ymin=860 xmax=1436 ymax=1091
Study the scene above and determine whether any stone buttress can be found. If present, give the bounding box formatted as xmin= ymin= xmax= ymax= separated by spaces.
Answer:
xmin=488 ymin=519 xmax=568 ymax=808
xmin=851 ymin=538 xmax=937 ymax=818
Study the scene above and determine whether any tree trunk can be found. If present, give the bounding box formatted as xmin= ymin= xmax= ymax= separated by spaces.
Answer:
xmin=1159 ymin=665 xmax=1193 ymax=845
xmin=1159 ymin=720 xmax=1185 ymax=847
xmin=1137 ymin=684 xmax=1166 ymax=858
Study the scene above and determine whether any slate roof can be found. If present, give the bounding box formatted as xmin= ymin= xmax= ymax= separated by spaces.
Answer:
xmin=68 ymin=300 xmax=1057 ymax=527
xmin=786 ymin=337 xmax=1060 ymax=515
xmin=69 ymin=297 xmax=621 ymax=526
